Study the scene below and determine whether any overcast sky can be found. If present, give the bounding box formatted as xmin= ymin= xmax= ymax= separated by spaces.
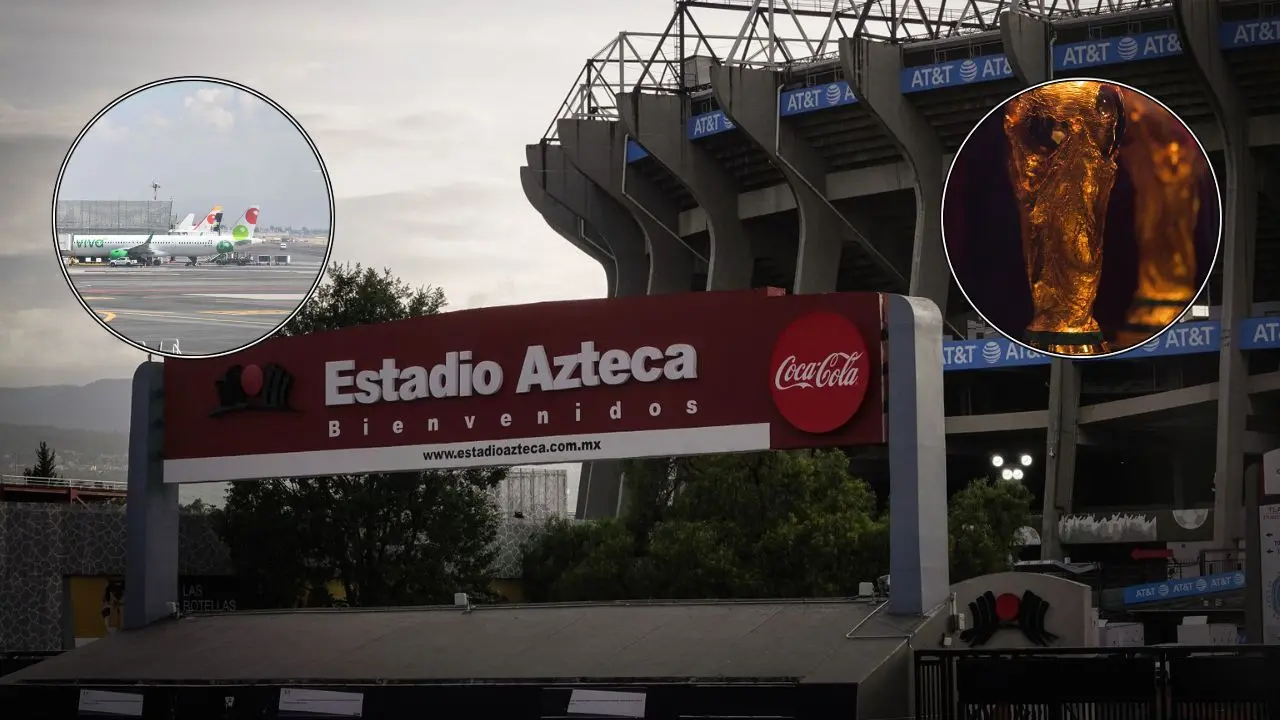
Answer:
xmin=0 ymin=0 xmax=687 ymax=389
xmin=58 ymin=80 xmax=329 ymax=229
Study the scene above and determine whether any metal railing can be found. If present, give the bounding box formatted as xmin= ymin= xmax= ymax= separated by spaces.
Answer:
xmin=542 ymin=0 xmax=1177 ymax=141
xmin=0 ymin=474 xmax=126 ymax=492
xmin=918 ymin=646 xmax=1280 ymax=719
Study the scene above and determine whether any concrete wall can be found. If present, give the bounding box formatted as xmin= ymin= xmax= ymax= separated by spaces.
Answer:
xmin=951 ymin=571 xmax=1095 ymax=649
xmin=0 ymin=503 xmax=230 ymax=652
xmin=0 ymin=503 xmax=544 ymax=652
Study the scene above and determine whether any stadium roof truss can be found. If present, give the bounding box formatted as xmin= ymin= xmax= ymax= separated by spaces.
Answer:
xmin=543 ymin=0 xmax=1174 ymax=141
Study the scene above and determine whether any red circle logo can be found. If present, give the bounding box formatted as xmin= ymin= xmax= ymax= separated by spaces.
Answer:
xmin=769 ymin=312 xmax=871 ymax=434
xmin=240 ymin=364 xmax=263 ymax=397
xmin=245 ymin=208 xmax=259 ymax=224
xmin=995 ymin=593 xmax=1021 ymax=621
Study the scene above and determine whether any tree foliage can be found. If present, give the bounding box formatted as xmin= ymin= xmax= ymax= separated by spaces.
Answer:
xmin=522 ymin=454 xmax=1033 ymax=602
xmin=948 ymin=477 xmax=1034 ymax=582
xmin=522 ymin=450 xmax=891 ymax=602
xmin=211 ymin=263 xmax=505 ymax=609
xmin=23 ymin=441 xmax=59 ymax=479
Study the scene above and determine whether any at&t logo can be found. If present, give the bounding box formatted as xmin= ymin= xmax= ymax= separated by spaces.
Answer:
xmin=769 ymin=312 xmax=870 ymax=434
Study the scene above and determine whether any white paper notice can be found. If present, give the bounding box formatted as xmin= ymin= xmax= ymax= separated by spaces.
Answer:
xmin=1260 ymin=502 xmax=1280 ymax=645
xmin=567 ymin=689 xmax=647 ymax=718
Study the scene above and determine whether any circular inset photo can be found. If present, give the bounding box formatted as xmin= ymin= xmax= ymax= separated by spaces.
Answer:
xmin=943 ymin=78 xmax=1222 ymax=358
xmin=52 ymin=76 xmax=334 ymax=359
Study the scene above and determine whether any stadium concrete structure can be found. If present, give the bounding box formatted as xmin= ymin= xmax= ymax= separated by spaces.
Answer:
xmin=521 ymin=0 xmax=1280 ymax=562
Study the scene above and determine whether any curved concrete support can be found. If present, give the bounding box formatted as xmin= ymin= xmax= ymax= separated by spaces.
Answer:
xmin=710 ymin=64 xmax=873 ymax=295
xmin=841 ymin=37 xmax=946 ymax=309
xmin=1175 ymin=0 xmax=1257 ymax=550
xmin=1002 ymin=11 xmax=1077 ymax=562
xmin=519 ymin=166 xmax=617 ymax=297
xmin=557 ymin=119 xmax=698 ymax=296
xmin=618 ymin=92 xmax=755 ymax=291
xmin=526 ymin=144 xmax=649 ymax=298
xmin=1000 ymin=11 xmax=1051 ymax=85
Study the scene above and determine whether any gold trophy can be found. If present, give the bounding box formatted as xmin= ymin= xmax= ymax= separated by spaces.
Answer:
xmin=1113 ymin=92 xmax=1207 ymax=349
xmin=1003 ymin=81 xmax=1125 ymax=355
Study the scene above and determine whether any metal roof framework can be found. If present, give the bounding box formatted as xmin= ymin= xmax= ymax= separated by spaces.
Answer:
xmin=542 ymin=0 xmax=1173 ymax=141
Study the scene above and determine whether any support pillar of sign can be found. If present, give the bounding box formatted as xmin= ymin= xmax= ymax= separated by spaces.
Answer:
xmin=840 ymin=38 xmax=947 ymax=311
xmin=710 ymin=64 xmax=853 ymax=295
xmin=124 ymin=361 xmax=177 ymax=630
xmin=557 ymin=120 xmax=700 ymax=295
xmin=519 ymin=167 xmax=618 ymax=297
xmin=526 ymin=144 xmax=649 ymax=297
xmin=1175 ymin=0 xmax=1257 ymax=552
xmin=618 ymin=92 xmax=754 ymax=291
xmin=886 ymin=294 xmax=951 ymax=616
xmin=1002 ymin=10 xmax=1077 ymax=561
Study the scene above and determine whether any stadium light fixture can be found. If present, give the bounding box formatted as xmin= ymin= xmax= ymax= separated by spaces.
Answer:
xmin=1001 ymin=468 xmax=1015 ymax=481
xmin=1012 ymin=468 xmax=1025 ymax=481
xmin=991 ymin=454 xmax=1005 ymax=468
xmin=1019 ymin=453 xmax=1033 ymax=467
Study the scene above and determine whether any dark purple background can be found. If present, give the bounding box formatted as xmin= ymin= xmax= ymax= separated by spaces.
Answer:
xmin=944 ymin=106 xmax=1220 ymax=344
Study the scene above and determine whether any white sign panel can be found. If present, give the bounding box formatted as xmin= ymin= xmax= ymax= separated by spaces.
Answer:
xmin=1264 ymin=448 xmax=1280 ymax=497
xmin=1260 ymin=502 xmax=1280 ymax=645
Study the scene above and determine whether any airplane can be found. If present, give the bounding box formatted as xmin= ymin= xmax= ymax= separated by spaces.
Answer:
xmin=67 ymin=206 xmax=263 ymax=266
xmin=172 ymin=213 xmax=195 ymax=232
xmin=170 ymin=206 xmax=223 ymax=235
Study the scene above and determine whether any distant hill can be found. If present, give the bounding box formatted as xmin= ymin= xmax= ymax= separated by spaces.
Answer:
xmin=0 ymin=422 xmax=128 ymax=482
xmin=0 ymin=378 xmax=132 ymax=432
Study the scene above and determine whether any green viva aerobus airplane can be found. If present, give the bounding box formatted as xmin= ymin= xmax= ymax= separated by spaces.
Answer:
xmin=68 ymin=206 xmax=262 ymax=265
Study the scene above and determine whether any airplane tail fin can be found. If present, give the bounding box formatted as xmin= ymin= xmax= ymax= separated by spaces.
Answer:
xmin=174 ymin=213 xmax=195 ymax=231
xmin=230 ymin=206 xmax=260 ymax=242
xmin=192 ymin=205 xmax=223 ymax=233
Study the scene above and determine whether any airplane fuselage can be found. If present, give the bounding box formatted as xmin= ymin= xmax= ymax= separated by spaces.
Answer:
xmin=68 ymin=234 xmax=262 ymax=260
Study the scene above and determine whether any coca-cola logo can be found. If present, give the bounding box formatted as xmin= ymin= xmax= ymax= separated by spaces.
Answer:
xmin=770 ymin=312 xmax=870 ymax=434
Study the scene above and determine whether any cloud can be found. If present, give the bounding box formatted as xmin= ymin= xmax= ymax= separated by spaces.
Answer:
xmin=0 ymin=98 xmax=83 ymax=139
xmin=184 ymin=87 xmax=235 ymax=131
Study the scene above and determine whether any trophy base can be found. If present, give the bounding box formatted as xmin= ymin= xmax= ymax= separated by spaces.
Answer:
xmin=1023 ymin=329 xmax=1109 ymax=356
xmin=1114 ymin=297 xmax=1193 ymax=350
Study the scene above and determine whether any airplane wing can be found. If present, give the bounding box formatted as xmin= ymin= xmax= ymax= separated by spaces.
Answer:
xmin=125 ymin=236 xmax=164 ymax=258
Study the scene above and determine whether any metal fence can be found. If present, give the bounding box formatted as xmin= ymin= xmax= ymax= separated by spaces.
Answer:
xmin=917 ymin=646 xmax=1280 ymax=719
xmin=55 ymin=200 xmax=173 ymax=235
xmin=489 ymin=468 xmax=569 ymax=520
xmin=0 ymin=475 xmax=126 ymax=492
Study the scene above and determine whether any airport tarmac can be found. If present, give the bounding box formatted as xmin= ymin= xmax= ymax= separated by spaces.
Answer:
xmin=65 ymin=242 xmax=329 ymax=355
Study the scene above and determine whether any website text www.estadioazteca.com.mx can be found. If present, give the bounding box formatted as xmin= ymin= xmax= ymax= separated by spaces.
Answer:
xmin=422 ymin=437 xmax=604 ymax=462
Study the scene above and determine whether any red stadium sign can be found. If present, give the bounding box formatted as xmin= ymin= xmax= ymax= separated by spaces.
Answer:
xmin=162 ymin=289 xmax=886 ymax=483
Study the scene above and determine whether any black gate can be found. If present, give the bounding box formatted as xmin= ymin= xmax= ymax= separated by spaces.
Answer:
xmin=916 ymin=646 xmax=1280 ymax=719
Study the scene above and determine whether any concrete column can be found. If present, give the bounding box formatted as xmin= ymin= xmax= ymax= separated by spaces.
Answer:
xmin=1175 ymin=0 xmax=1257 ymax=549
xmin=709 ymin=65 xmax=835 ymax=295
xmin=556 ymin=119 xmax=700 ymax=295
xmin=1001 ymin=11 xmax=1079 ymax=561
xmin=520 ymin=167 xmax=618 ymax=297
xmin=124 ymin=361 xmax=177 ymax=630
xmin=526 ymin=144 xmax=648 ymax=297
xmin=618 ymin=92 xmax=755 ymax=291
xmin=886 ymin=294 xmax=951 ymax=615
xmin=841 ymin=38 xmax=948 ymax=310
xmin=709 ymin=64 xmax=896 ymax=295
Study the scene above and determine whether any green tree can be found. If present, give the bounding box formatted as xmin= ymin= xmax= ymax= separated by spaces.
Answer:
xmin=23 ymin=441 xmax=59 ymax=479
xmin=522 ymin=457 xmax=1032 ymax=602
xmin=522 ymin=450 xmax=891 ymax=602
xmin=211 ymin=262 xmax=506 ymax=609
xmin=947 ymin=478 xmax=1034 ymax=582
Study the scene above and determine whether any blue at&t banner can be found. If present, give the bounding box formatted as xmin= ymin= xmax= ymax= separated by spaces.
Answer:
xmin=899 ymin=55 xmax=1014 ymax=93
xmin=943 ymin=317 xmax=1280 ymax=372
xmin=1221 ymin=17 xmax=1280 ymax=49
xmin=780 ymin=81 xmax=857 ymax=116
xmin=1123 ymin=571 xmax=1245 ymax=606
xmin=625 ymin=139 xmax=649 ymax=163
xmin=687 ymin=110 xmax=736 ymax=140
xmin=1052 ymin=30 xmax=1184 ymax=71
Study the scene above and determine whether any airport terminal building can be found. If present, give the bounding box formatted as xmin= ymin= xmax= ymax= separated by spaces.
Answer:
xmin=520 ymin=0 xmax=1280 ymax=568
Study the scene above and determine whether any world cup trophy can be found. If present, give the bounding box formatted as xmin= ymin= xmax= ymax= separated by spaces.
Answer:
xmin=1113 ymin=92 xmax=1207 ymax=349
xmin=1003 ymin=81 xmax=1126 ymax=355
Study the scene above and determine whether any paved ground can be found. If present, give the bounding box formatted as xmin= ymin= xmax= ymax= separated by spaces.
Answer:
xmin=65 ymin=242 xmax=330 ymax=356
